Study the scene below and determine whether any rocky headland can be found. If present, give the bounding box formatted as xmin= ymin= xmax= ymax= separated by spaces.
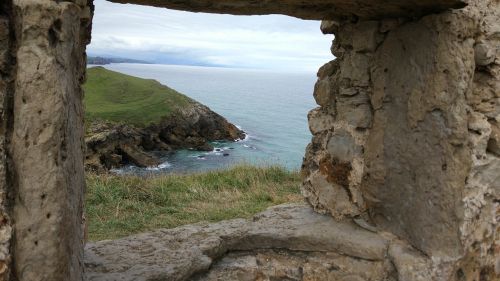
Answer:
xmin=84 ymin=67 xmax=244 ymax=171
xmin=87 ymin=56 xmax=151 ymax=65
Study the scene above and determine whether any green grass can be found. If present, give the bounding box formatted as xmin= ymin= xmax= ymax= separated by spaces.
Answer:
xmin=84 ymin=67 xmax=193 ymax=126
xmin=86 ymin=165 xmax=302 ymax=241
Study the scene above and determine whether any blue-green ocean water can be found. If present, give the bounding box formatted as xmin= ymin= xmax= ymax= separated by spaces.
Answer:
xmin=98 ymin=63 xmax=317 ymax=173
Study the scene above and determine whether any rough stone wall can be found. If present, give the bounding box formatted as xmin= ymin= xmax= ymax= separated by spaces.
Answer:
xmin=460 ymin=0 xmax=499 ymax=278
xmin=108 ymin=0 xmax=467 ymax=21
xmin=302 ymin=0 xmax=499 ymax=279
xmin=0 ymin=0 xmax=497 ymax=280
xmin=0 ymin=1 xmax=13 ymax=280
xmin=0 ymin=0 xmax=93 ymax=280
xmin=86 ymin=203 xmax=439 ymax=281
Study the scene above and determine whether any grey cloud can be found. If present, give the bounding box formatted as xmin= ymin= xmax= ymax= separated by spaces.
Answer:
xmin=88 ymin=0 xmax=333 ymax=71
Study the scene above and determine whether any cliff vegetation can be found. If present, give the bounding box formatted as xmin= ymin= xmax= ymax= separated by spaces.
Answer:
xmin=84 ymin=66 xmax=190 ymax=126
xmin=86 ymin=165 xmax=301 ymax=241
xmin=83 ymin=67 xmax=244 ymax=171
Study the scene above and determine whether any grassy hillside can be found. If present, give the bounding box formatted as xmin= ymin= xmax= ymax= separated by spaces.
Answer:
xmin=86 ymin=165 xmax=302 ymax=241
xmin=84 ymin=67 xmax=193 ymax=126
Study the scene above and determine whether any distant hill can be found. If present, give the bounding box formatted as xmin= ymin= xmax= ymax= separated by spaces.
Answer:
xmin=83 ymin=67 xmax=244 ymax=171
xmin=84 ymin=66 xmax=192 ymax=126
xmin=87 ymin=56 xmax=152 ymax=65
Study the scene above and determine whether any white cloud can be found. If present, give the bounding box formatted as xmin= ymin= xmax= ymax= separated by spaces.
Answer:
xmin=88 ymin=0 xmax=334 ymax=72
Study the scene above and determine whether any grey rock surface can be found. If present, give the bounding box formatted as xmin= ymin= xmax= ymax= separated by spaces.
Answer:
xmin=0 ymin=0 xmax=498 ymax=280
xmin=302 ymin=0 xmax=500 ymax=278
xmin=8 ymin=0 xmax=91 ymax=280
xmin=108 ymin=0 xmax=466 ymax=20
xmin=0 ymin=4 xmax=12 ymax=280
xmin=85 ymin=204 xmax=404 ymax=281
xmin=193 ymin=250 xmax=394 ymax=281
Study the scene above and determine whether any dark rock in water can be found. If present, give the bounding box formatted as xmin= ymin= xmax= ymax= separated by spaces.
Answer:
xmin=223 ymin=153 xmax=230 ymax=157
xmin=119 ymin=143 xmax=161 ymax=168
xmin=195 ymin=142 xmax=214 ymax=152
xmin=215 ymin=148 xmax=222 ymax=152
xmin=197 ymin=155 xmax=205 ymax=159
xmin=100 ymin=153 xmax=122 ymax=169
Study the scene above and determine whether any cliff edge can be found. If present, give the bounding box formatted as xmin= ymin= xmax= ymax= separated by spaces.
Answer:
xmin=84 ymin=67 xmax=244 ymax=171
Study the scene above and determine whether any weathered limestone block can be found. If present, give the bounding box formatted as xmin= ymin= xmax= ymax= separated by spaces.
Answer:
xmin=307 ymin=107 xmax=335 ymax=135
xmin=387 ymin=241 xmax=432 ymax=281
xmin=304 ymin=0 xmax=499 ymax=279
xmin=303 ymin=22 xmax=380 ymax=219
xmin=320 ymin=20 xmax=339 ymax=35
xmin=468 ymin=71 xmax=500 ymax=119
xmin=474 ymin=41 xmax=497 ymax=66
xmin=108 ymin=0 xmax=466 ymax=20
xmin=340 ymin=53 xmax=371 ymax=87
xmin=304 ymin=169 xmax=359 ymax=218
xmin=351 ymin=21 xmax=382 ymax=53
xmin=326 ymin=130 xmax=361 ymax=163
xmin=86 ymin=204 xmax=437 ymax=281
xmin=459 ymin=3 xmax=500 ymax=278
xmin=313 ymin=77 xmax=334 ymax=107
xmin=194 ymin=250 xmax=393 ymax=281
xmin=364 ymin=13 xmax=474 ymax=258
xmin=0 ymin=3 xmax=12 ymax=280
xmin=85 ymin=204 xmax=388 ymax=280
xmin=488 ymin=121 xmax=500 ymax=155
xmin=0 ymin=17 xmax=8 ymax=68
xmin=316 ymin=59 xmax=337 ymax=79
xmin=336 ymin=91 xmax=373 ymax=129
xmin=7 ymin=0 xmax=92 ymax=280
xmin=468 ymin=111 xmax=492 ymax=155
xmin=0 ymin=0 xmax=496 ymax=279
xmin=379 ymin=18 xmax=403 ymax=33
xmin=302 ymin=124 xmax=369 ymax=219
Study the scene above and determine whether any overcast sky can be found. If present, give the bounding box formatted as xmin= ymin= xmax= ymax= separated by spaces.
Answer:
xmin=88 ymin=0 xmax=333 ymax=72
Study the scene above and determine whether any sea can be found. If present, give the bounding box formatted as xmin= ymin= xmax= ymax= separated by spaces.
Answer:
xmin=91 ymin=63 xmax=317 ymax=174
